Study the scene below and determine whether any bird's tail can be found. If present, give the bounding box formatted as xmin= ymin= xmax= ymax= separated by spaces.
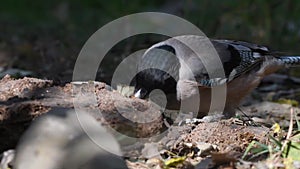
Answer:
xmin=278 ymin=56 xmax=300 ymax=66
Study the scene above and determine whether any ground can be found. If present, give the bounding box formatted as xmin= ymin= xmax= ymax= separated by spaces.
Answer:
xmin=0 ymin=74 xmax=299 ymax=169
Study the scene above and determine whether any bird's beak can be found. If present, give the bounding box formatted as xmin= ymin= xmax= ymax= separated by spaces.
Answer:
xmin=133 ymin=88 xmax=148 ymax=99
xmin=133 ymin=89 xmax=142 ymax=98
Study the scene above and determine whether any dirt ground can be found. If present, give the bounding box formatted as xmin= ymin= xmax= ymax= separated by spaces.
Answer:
xmin=0 ymin=74 xmax=299 ymax=169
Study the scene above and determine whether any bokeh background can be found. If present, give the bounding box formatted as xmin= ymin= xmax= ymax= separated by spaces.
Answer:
xmin=0 ymin=0 xmax=300 ymax=83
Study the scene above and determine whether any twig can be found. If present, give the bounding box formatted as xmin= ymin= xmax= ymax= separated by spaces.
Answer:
xmin=280 ymin=107 xmax=294 ymax=152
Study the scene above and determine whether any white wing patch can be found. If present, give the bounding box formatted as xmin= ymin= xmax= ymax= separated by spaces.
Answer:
xmin=253 ymin=52 xmax=261 ymax=58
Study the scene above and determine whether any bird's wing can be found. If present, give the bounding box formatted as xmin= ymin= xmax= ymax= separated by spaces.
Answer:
xmin=163 ymin=35 xmax=274 ymax=87
xmin=173 ymin=37 xmax=272 ymax=87
xmin=212 ymin=40 xmax=266 ymax=80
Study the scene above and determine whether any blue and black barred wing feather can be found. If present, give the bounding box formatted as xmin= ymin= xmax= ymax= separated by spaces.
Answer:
xmin=278 ymin=55 xmax=300 ymax=66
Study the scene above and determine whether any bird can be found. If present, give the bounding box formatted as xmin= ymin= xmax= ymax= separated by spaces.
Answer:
xmin=133 ymin=35 xmax=300 ymax=118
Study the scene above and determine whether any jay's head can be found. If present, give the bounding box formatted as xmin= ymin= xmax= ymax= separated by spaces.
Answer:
xmin=133 ymin=44 xmax=179 ymax=99
xmin=133 ymin=68 xmax=178 ymax=99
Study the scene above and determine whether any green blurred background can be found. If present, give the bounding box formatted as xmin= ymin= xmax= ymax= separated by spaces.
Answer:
xmin=0 ymin=0 xmax=299 ymax=82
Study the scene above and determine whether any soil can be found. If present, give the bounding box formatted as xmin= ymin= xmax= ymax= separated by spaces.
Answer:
xmin=0 ymin=74 xmax=299 ymax=169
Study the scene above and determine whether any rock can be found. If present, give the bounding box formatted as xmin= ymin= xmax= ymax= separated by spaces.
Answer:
xmin=13 ymin=108 xmax=128 ymax=169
